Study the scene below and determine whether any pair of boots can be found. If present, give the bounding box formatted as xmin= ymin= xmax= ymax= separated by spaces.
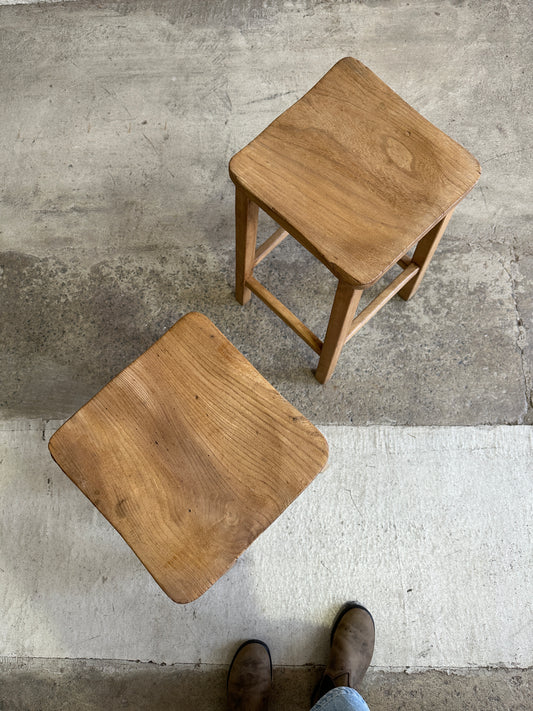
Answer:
xmin=227 ymin=603 xmax=374 ymax=710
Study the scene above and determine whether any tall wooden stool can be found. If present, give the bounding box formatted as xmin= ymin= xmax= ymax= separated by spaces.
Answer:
xmin=48 ymin=313 xmax=328 ymax=603
xmin=230 ymin=57 xmax=480 ymax=383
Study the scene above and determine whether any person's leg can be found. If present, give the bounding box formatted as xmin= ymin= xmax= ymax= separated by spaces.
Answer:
xmin=310 ymin=687 xmax=370 ymax=711
xmin=226 ymin=639 xmax=272 ymax=711
xmin=311 ymin=602 xmax=375 ymax=710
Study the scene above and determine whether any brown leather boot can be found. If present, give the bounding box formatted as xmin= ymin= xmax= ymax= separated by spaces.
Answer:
xmin=227 ymin=639 xmax=272 ymax=711
xmin=311 ymin=603 xmax=375 ymax=707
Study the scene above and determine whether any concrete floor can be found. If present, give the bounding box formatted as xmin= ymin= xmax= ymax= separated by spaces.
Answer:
xmin=1 ymin=0 xmax=532 ymax=426
xmin=0 ymin=0 xmax=532 ymax=709
xmin=2 ymin=660 xmax=531 ymax=711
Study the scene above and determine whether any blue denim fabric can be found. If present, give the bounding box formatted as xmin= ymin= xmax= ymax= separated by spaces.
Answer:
xmin=310 ymin=686 xmax=370 ymax=711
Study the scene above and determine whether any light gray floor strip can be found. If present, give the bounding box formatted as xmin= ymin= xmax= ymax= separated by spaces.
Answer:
xmin=1 ymin=422 xmax=531 ymax=668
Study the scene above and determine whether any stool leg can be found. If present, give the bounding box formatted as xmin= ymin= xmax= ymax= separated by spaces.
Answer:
xmin=235 ymin=186 xmax=259 ymax=305
xmin=399 ymin=210 xmax=454 ymax=301
xmin=315 ymin=280 xmax=362 ymax=384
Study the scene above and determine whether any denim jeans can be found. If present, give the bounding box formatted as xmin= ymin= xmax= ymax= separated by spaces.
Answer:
xmin=310 ymin=687 xmax=370 ymax=711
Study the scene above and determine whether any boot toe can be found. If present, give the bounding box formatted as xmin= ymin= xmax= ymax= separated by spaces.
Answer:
xmin=227 ymin=640 xmax=272 ymax=711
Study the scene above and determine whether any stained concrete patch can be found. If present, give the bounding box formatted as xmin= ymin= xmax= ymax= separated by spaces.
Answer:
xmin=0 ymin=659 xmax=531 ymax=711
xmin=250 ymin=234 xmax=528 ymax=425
xmin=1 ymin=0 xmax=531 ymax=424
xmin=1 ymin=423 xmax=531 ymax=668
xmin=0 ymin=235 xmax=527 ymax=424
xmin=0 ymin=248 xmax=230 ymax=419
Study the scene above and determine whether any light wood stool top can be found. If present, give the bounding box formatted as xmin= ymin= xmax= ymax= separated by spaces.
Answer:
xmin=230 ymin=57 xmax=480 ymax=289
xmin=230 ymin=58 xmax=480 ymax=382
xmin=49 ymin=312 xmax=328 ymax=603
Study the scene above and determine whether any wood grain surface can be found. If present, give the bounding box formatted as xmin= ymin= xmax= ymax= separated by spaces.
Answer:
xmin=48 ymin=313 xmax=328 ymax=603
xmin=230 ymin=57 xmax=480 ymax=288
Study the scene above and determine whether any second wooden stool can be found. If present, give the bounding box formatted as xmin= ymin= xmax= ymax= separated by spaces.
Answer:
xmin=230 ymin=57 xmax=480 ymax=383
xmin=48 ymin=313 xmax=328 ymax=603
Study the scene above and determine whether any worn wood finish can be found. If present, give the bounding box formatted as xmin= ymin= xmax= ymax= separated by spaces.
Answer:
xmin=48 ymin=313 xmax=328 ymax=604
xmin=397 ymin=256 xmax=412 ymax=270
xmin=246 ymin=275 xmax=323 ymax=355
xmin=230 ymin=57 xmax=480 ymax=289
xmin=254 ymin=226 xmax=289 ymax=267
xmin=347 ymin=263 xmax=420 ymax=342
xmin=235 ymin=187 xmax=259 ymax=304
xmin=398 ymin=211 xmax=454 ymax=301
xmin=315 ymin=281 xmax=362 ymax=384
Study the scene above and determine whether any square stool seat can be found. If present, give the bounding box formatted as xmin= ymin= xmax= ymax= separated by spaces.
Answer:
xmin=230 ymin=57 xmax=481 ymax=382
xmin=48 ymin=313 xmax=328 ymax=603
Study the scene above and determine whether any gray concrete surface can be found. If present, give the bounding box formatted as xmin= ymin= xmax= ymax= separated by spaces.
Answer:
xmin=1 ymin=0 xmax=532 ymax=424
xmin=1 ymin=1 xmax=532 ymax=709
xmin=0 ymin=1 xmax=69 ymax=4
xmin=1 ymin=659 xmax=531 ymax=711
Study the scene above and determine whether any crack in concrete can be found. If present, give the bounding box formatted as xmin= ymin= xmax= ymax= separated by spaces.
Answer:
xmin=485 ymin=237 xmax=531 ymax=424
xmin=444 ymin=237 xmax=531 ymax=426
xmin=506 ymin=237 xmax=532 ymax=423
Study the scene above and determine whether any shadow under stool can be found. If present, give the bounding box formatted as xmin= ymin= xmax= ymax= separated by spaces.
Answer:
xmin=230 ymin=57 xmax=481 ymax=383
xmin=49 ymin=312 xmax=328 ymax=603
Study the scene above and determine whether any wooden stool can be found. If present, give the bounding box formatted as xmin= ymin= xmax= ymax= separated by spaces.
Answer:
xmin=48 ymin=313 xmax=328 ymax=603
xmin=230 ymin=58 xmax=480 ymax=383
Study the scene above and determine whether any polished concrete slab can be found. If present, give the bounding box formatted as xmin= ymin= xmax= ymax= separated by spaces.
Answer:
xmin=0 ymin=0 xmax=531 ymax=424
